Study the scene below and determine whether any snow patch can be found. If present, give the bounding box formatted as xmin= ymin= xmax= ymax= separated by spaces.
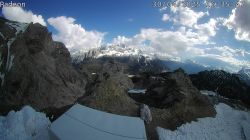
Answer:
xmin=127 ymin=74 xmax=135 ymax=78
xmin=157 ymin=103 xmax=250 ymax=140
xmin=241 ymin=120 xmax=250 ymax=140
xmin=4 ymin=22 xmax=28 ymax=72
xmin=0 ymin=106 xmax=51 ymax=140
xmin=200 ymin=90 xmax=231 ymax=100
xmin=6 ymin=38 xmax=14 ymax=71
xmin=0 ymin=32 xmax=5 ymax=39
xmin=8 ymin=55 xmax=15 ymax=71
xmin=6 ymin=22 xmax=28 ymax=36
xmin=200 ymin=90 xmax=217 ymax=96
xmin=128 ymin=89 xmax=146 ymax=94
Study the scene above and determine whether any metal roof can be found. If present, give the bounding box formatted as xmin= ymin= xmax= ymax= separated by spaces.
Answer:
xmin=50 ymin=104 xmax=147 ymax=140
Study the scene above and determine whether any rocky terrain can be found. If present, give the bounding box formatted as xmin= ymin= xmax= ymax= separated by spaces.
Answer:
xmin=0 ymin=18 xmax=86 ymax=111
xmin=190 ymin=70 xmax=250 ymax=107
xmin=75 ymin=59 xmax=139 ymax=116
xmin=128 ymin=69 xmax=216 ymax=139
xmin=1 ymin=18 xmax=249 ymax=140
xmin=163 ymin=59 xmax=212 ymax=74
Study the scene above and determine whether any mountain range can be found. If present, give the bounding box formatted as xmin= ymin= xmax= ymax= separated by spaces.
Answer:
xmin=0 ymin=17 xmax=250 ymax=140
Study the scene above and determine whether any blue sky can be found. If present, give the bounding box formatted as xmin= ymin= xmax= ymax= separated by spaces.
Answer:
xmin=2 ymin=0 xmax=166 ymax=40
xmin=1 ymin=0 xmax=250 ymax=72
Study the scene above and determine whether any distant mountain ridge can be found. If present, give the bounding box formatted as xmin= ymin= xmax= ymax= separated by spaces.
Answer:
xmin=72 ymin=44 xmax=169 ymax=74
xmin=238 ymin=68 xmax=250 ymax=85
xmin=72 ymin=44 xmax=155 ymax=63
xmin=72 ymin=44 xmax=215 ymax=74
xmin=190 ymin=70 xmax=250 ymax=106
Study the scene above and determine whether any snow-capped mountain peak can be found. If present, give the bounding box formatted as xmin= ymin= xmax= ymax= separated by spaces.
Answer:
xmin=238 ymin=67 xmax=250 ymax=77
xmin=71 ymin=43 xmax=156 ymax=63
xmin=238 ymin=67 xmax=250 ymax=85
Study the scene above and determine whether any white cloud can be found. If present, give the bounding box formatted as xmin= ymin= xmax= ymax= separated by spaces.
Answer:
xmin=112 ymin=26 xmax=250 ymax=71
xmin=48 ymin=16 xmax=105 ymax=53
xmin=162 ymin=14 xmax=169 ymax=22
xmin=195 ymin=18 xmax=217 ymax=36
xmin=224 ymin=0 xmax=250 ymax=42
xmin=205 ymin=46 xmax=249 ymax=58
xmin=160 ymin=1 xmax=216 ymax=41
xmin=112 ymin=27 xmax=210 ymax=56
xmin=193 ymin=54 xmax=250 ymax=72
xmin=170 ymin=4 xmax=207 ymax=27
xmin=111 ymin=0 xmax=250 ymax=71
xmin=159 ymin=6 xmax=168 ymax=12
xmin=193 ymin=45 xmax=250 ymax=72
xmin=2 ymin=7 xmax=46 ymax=26
xmin=112 ymin=36 xmax=132 ymax=45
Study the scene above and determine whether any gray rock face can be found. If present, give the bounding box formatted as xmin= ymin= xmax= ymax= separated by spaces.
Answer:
xmin=190 ymin=70 xmax=250 ymax=106
xmin=0 ymin=18 xmax=86 ymax=109
xmin=140 ymin=104 xmax=152 ymax=124
xmin=77 ymin=59 xmax=139 ymax=116
xmin=130 ymin=69 xmax=216 ymax=140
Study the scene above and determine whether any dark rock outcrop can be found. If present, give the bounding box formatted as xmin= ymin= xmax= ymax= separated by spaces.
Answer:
xmin=0 ymin=18 xmax=86 ymax=110
xmin=76 ymin=59 xmax=139 ymax=116
xmin=130 ymin=69 xmax=214 ymax=109
xmin=190 ymin=70 xmax=250 ymax=106
xmin=129 ymin=68 xmax=216 ymax=140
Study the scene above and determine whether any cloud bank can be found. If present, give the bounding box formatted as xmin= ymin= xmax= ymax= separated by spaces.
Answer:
xmin=1 ymin=5 xmax=250 ymax=72
xmin=2 ymin=7 xmax=46 ymax=26
xmin=224 ymin=0 xmax=250 ymax=42
xmin=48 ymin=16 xmax=105 ymax=54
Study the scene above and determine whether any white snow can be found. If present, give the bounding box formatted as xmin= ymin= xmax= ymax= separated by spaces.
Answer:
xmin=72 ymin=44 xmax=155 ymax=63
xmin=4 ymin=22 xmax=28 ymax=72
xmin=239 ymin=68 xmax=250 ymax=78
xmin=0 ymin=32 xmax=5 ymax=39
xmin=6 ymin=22 xmax=28 ymax=36
xmin=96 ymin=45 xmax=146 ymax=58
xmin=7 ymin=55 xmax=15 ymax=71
xmin=6 ymin=38 xmax=15 ymax=71
xmin=200 ymin=90 xmax=217 ymax=96
xmin=128 ymin=89 xmax=146 ymax=94
xmin=127 ymin=74 xmax=135 ymax=78
xmin=50 ymin=104 xmax=147 ymax=140
xmin=200 ymin=90 xmax=231 ymax=100
xmin=157 ymin=103 xmax=250 ymax=140
xmin=0 ymin=106 xmax=51 ymax=140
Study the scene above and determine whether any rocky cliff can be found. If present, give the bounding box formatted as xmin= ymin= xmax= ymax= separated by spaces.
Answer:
xmin=190 ymin=70 xmax=250 ymax=106
xmin=76 ymin=59 xmax=139 ymax=116
xmin=129 ymin=69 xmax=216 ymax=139
xmin=0 ymin=18 xmax=86 ymax=110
